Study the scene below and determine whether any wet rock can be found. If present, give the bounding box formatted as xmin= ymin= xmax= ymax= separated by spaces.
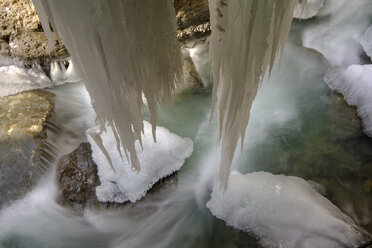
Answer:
xmin=177 ymin=22 xmax=210 ymax=44
xmin=0 ymin=90 xmax=54 ymax=206
xmin=0 ymin=38 xmax=10 ymax=55
xmin=174 ymin=0 xmax=210 ymax=44
xmin=0 ymin=0 xmax=68 ymax=63
xmin=0 ymin=0 xmax=40 ymax=38
xmin=9 ymin=31 xmax=68 ymax=65
xmin=57 ymin=142 xmax=178 ymax=213
xmin=181 ymin=56 xmax=204 ymax=89
xmin=57 ymin=143 xmax=100 ymax=212
xmin=174 ymin=0 xmax=210 ymax=30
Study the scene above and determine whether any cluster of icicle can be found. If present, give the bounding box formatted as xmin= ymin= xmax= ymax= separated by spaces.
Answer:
xmin=208 ymin=0 xmax=300 ymax=189
xmin=33 ymin=0 xmax=308 ymax=190
xmin=33 ymin=0 xmax=182 ymax=171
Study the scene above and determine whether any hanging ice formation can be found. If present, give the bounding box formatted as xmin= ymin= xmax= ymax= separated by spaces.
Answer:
xmin=33 ymin=0 xmax=182 ymax=171
xmin=209 ymin=0 xmax=300 ymax=189
xmin=293 ymin=0 xmax=324 ymax=19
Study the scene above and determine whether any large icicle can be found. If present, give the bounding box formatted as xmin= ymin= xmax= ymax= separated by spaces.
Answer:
xmin=33 ymin=0 xmax=182 ymax=171
xmin=209 ymin=0 xmax=298 ymax=189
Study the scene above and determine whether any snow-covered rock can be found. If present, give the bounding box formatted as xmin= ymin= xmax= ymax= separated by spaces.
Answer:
xmin=88 ymin=122 xmax=193 ymax=203
xmin=324 ymin=64 xmax=372 ymax=136
xmin=207 ymin=171 xmax=366 ymax=248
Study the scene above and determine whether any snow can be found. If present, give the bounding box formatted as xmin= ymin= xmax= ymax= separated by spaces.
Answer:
xmin=87 ymin=122 xmax=193 ymax=203
xmin=207 ymin=171 xmax=366 ymax=248
xmin=0 ymin=64 xmax=52 ymax=97
xmin=324 ymin=64 xmax=372 ymax=136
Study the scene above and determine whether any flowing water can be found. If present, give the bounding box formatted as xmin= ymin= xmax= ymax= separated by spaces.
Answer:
xmin=1 ymin=2 xmax=372 ymax=247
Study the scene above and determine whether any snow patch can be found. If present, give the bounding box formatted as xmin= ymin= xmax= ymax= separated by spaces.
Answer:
xmin=88 ymin=122 xmax=193 ymax=203
xmin=207 ymin=171 xmax=366 ymax=248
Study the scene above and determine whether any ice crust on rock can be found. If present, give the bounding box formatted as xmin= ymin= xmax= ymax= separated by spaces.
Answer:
xmin=360 ymin=25 xmax=372 ymax=60
xmin=207 ymin=171 xmax=366 ymax=248
xmin=324 ymin=64 xmax=372 ymax=136
xmin=293 ymin=0 xmax=324 ymax=19
xmin=208 ymin=0 xmax=298 ymax=189
xmin=33 ymin=0 xmax=182 ymax=172
xmin=0 ymin=64 xmax=52 ymax=97
xmin=87 ymin=122 xmax=193 ymax=203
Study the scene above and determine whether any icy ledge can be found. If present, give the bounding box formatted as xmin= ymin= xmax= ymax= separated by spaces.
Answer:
xmin=0 ymin=64 xmax=52 ymax=97
xmin=207 ymin=171 xmax=366 ymax=248
xmin=87 ymin=122 xmax=193 ymax=203
xmin=324 ymin=64 xmax=372 ymax=136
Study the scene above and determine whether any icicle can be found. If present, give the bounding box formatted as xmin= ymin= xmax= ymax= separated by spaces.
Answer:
xmin=293 ymin=0 xmax=324 ymax=19
xmin=86 ymin=128 xmax=116 ymax=174
xmin=209 ymin=0 xmax=298 ymax=190
xmin=31 ymin=0 xmax=55 ymax=52
xmin=33 ymin=0 xmax=182 ymax=172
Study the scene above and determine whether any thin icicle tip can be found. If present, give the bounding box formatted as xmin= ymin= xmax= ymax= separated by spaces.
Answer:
xmin=209 ymin=0 xmax=299 ymax=190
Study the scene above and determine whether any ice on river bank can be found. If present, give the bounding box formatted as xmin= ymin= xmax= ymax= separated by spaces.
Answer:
xmin=207 ymin=171 xmax=367 ymax=248
xmin=0 ymin=64 xmax=52 ymax=97
xmin=324 ymin=64 xmax=372 ymax=136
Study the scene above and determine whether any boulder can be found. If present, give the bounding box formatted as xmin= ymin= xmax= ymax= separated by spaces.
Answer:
xmin=0 ymin=89 xmax=54 ymax=206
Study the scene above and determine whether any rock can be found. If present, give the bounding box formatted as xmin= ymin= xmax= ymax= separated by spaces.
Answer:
xmin=177 ymin=22 xmax=210 ymax=44
xmin=181 ymin=56 xmax=204 ymax=89
xmin=0 ymin=0 xmax=40 ymax=39
xmin=0 ymin=0 xmax=68 ymax=63
xmin=174 ymin=0 xmax=211 ymax=44
xmin=57 ymin=143 xmax=100 ymax=212
xmin=174 ymin=0 xmax=210 ymax=30
xmin=0 ymin=0 xmax=210 ymax=61
xmin=0 ymin=39 xmax=10 ymax=55
xmin=0 ymin=89 xmax=54 ymax=206
xmin=9 ymin=31 xmax=69 ymax=65
xmin=56 ymin=142 xmax=178 ymax=213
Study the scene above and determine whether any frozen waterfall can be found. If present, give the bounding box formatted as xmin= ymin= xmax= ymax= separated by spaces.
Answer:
xmin=33 ymin=0 xmax=183 ymax=172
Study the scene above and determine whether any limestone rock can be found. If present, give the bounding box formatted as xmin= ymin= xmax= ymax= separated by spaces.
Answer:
xmin=0 ymin=0 xmax=68 ymax=62
xmin=174 ymin=0 xmax=209 ymax=29
xmin=9 ymin=31 xmax=68 ymax=64
xmin=174 ymin=0 xmax=210 ymax=44
xmin=0 ymin=89 xmax=54 ymax=206
xmin=0 ymin=0 xmax=40 ymax=39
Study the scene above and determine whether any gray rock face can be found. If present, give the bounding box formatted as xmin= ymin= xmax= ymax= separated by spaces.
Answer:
xmin=0 ymin=90 xmax=54 ymax=206
xmin=57 ymin=142 xmax=178 ymax=213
